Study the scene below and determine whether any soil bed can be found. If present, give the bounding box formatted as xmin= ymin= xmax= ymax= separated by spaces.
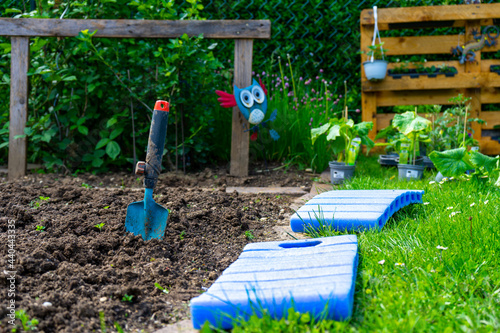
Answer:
xmin=0 ymin=171 xmax=302 ymax=332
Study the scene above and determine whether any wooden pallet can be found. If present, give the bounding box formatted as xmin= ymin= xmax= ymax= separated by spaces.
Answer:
xmin=360 ymin=3 xmax=500 ymax=155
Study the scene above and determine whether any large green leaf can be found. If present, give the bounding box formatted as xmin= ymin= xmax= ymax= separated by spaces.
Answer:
xmin=393 ymin=111 xmax=431 ymax=136
xmin=429 ymin=147 xmax=474 ymax=177
xmin=106 ymin=141 xmax=121 ymax=160
xmin=469 ymin=151 xmax=500 ymax=174
xmin=326 ymin=124 xmax=342 ymax=142
xmin=354 ymin=121 xmax=373 ymax=136
xmin=311 ymin=123 xmax=330 ymax=145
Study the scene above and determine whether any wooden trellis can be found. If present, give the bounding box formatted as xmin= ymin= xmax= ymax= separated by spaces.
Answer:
xmin=0 ymin=18 xmax=271 ymax=179
xmin=360 ymin=3 xmax=500 ymax=154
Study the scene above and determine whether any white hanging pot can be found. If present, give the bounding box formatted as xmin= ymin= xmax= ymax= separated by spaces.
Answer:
xmin=363 ymin=60 xmax=388 ymax=81
xmin=364 ymin=6 xmax=387 ymax=82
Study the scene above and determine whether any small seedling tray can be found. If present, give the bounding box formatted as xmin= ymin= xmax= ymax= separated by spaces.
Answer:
xmin=388 ymin=67 xmax=457 ymax=79
xmin=490 ymin=65 xmax=500 ymax=75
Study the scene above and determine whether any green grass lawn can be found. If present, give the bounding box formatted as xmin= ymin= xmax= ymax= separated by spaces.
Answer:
xmin=203 ymin=155 xmax=500 ymax=332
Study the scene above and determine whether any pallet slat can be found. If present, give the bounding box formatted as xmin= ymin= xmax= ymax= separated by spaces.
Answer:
xmin=361 ymin=4 xmax=500 ymax=26
xmin=363 ymin=73 xmax=500 ymax=92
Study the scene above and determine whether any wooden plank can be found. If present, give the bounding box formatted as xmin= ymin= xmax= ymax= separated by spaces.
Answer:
xmin=362 ymin=73 xmax=500 ymax=92
xmin=482 ymin=87 xmax=500 ymax=104
xmin=0 ymin=18 xmax=271 ymax=39
xmin=8 ymin=37 xmax=30 ymax=180
xmin=377 ymin=89 xmax=466 ymax=107
xmin=383 ymin=35 xmax=466 ymax=56
xmin=230 ymin=39 xmax=253 ymax=177
xmin=481 ymin=111 xmax=500 ymax=129
xmin=479 ymin=138 xmax=500 ymax=155
xmin=361 ymin=4 xmax=500 ymax=26
xmin=376 ymin=111 xmax=500 ymax=131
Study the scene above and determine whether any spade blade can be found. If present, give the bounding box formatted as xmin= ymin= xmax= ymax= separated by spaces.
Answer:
xmin=125 ymin=188 xmax=169 ymax=241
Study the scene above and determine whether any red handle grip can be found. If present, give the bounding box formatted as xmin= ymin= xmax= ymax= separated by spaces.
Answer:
xmin=154 ymin=100 xmax=169 ymax=112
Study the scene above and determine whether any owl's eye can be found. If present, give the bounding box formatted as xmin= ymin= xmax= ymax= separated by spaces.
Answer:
xmin=240 ymin=90 xmax=254 ymax=108
xmin=252 ymin=86 xmax=265 ymax=104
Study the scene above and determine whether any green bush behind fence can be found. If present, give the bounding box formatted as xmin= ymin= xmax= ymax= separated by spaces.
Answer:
xmin=0 ymin=0 xmax=489 ymax=173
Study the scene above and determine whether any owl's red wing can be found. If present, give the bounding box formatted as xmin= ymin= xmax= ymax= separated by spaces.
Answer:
xmin=259 ymin=78 xmax=268 ymax=95
xmin=215 ymin=90 xmax=237 ymax=108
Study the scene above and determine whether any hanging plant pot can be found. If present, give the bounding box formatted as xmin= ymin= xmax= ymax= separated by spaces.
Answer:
xmin=329 ymin=161 xmax=356 ymax=185
xmin=398 ymin=164 xmax=425 ymax=181
xmin=363 ymin=60 xmax=388 ymax=81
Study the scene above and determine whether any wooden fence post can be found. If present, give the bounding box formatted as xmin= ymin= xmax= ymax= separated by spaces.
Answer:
xmin=9 ymin=37 xmax=30 ymax=180
xmin=230 ymin=39 xmax=253 ymax=177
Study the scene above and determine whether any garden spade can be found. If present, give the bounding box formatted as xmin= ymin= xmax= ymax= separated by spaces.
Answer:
xmin=125 ymin=100 xmax=170 ymax=240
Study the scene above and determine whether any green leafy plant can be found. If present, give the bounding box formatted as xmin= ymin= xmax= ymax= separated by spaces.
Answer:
xmin=35 ymin=225 xmax=46 ymax=232
xmin=121 ymin=294 xmax=133 ymax=302
xmin=363 ymin=42 xmax=388 ymax=60
xmin=94 ymin=223 xmax=105 ymax=231
xmin=311 ymin=117 xmax=374 ymax=164
xmin=244 ymin=230 xmax=255 ymax=240
xmin=81 ymin=183 xmax=91 ymax=189
xmin=378 ymin=109 xmax=431 ymax=165
xmin=179 ymin=230 xmax=186 ymax=240
xmin=154 ymin=282 xmax=169 ymax=294
xmin=14 ymin=309 xmax=39 ymax=331
xmin=425 ymin=94 xmax=483 ymax=154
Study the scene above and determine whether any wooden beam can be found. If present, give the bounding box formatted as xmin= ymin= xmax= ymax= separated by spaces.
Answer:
xmin=479 ymin=138 xmax=500 ymax=155
xmin=9 ymin=37 xmax=30 ymax=180
xmin=0 ymin=18 xmax=271 ymax=39
xmin=363 ymin=73 xmax=500 ymax=92
xmin=376 ymin=89 xmax=466 ymax=107
xmin=360 ymin=21 xmax=377 ymax=140
xmin=230 ymin=39 xmax=253 ymax=177
xmin=361 ymin=4 xmax=500 ymax=26
xmin=381 ymin=35 xmax=500 ymax=56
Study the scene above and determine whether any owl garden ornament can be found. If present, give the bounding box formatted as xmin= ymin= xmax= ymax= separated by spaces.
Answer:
xmin=216 ymin=78 xmax=279 ymax=141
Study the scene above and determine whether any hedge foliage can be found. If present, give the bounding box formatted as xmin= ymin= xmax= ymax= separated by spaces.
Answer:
xmin=0 ymin=0 xmax=486 ymax=172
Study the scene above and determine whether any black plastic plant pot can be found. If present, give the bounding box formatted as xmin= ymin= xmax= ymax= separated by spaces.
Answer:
xmin=398 ymin=164 xmax=425 ymax=181
xmin=422 ymin=156 xmax=435 ymax=169
xmin=379 ymin=154 xmax=399 ymax=167
xmin=329 ymin=161 xmax=356 ymax=185
xmin=388 ymin=67 xmax=457 ymax=79
xmin=396 ymin=156 xmax=424 ymax=166
xmin=490 ymin=65 xmax=500 ymax=75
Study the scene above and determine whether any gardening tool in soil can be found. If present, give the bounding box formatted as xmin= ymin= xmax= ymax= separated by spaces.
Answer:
xmin=125 ymin=100 xmax=170 ymax=241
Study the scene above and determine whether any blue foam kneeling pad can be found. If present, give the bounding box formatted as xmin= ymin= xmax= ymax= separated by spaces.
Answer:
xmin=290 ymin=189 xmax=424 ymax=232
xmin=190 ymin=235 xmax=358 ymax=330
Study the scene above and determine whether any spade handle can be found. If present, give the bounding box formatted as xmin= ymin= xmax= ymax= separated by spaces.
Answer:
xmin=142 ymin=100 xmax=169 ymax=189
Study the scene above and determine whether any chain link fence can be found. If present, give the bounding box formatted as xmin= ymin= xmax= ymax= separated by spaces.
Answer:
xmin=2 ymin=0 xmax=497 ymax=91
